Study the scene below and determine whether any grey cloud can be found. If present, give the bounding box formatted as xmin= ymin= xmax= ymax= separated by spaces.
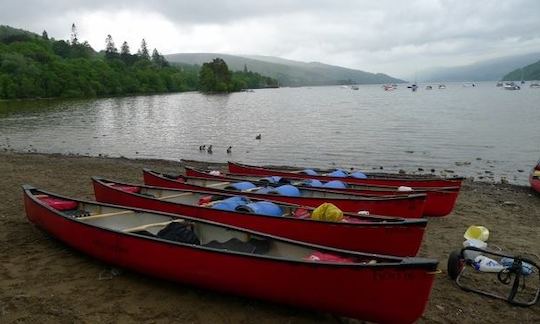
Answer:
xmin=2 ymin=0 xmax=540 ymax=77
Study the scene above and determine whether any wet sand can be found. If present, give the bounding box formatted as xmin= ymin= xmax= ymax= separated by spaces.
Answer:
xmin=1 ymin=152 xmax=539 ymax=323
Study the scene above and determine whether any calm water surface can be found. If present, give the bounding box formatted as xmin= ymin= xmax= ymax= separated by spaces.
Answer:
xmin=1 ymin=83 xmax=539 ymax=184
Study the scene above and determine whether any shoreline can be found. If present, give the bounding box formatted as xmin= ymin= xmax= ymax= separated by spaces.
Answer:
xmin=1 ymin=147 xmax=532 ymax=187
xmin=1 ymin=152 xmax=539 ymax=323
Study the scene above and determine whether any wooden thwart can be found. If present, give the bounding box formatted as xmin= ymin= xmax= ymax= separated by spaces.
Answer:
xmin=158 ymin=192 xmax=194 ymax=200
xmin=123 ymin=220 xmax=184 ymax=233
xmin=205 ymin=181 xmax=230 ymax=188
xmin=79 ymin=210 xmax=133 ymax=220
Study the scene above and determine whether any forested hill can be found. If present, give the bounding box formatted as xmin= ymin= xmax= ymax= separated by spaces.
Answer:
xmin=0 ymin=25 xmax=277 ymax=99
xmin=166 ymin=53 xmax=403 ymax=86
xmin=502 ymin=60 xmax=540 ymax=81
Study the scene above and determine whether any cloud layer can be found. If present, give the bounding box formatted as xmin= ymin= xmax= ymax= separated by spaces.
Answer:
xmin=2 ymin=0 xmax=540 ymax=77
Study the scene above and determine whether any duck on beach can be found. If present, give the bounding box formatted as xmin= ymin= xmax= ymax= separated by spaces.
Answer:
xmin=207 ymin=145 xmax=213 ymax=154
xmin=227 ymin=146 xmax=232 ymax=154
xmin=199 ymin=145 xmax=206 ymax=151
xmin=255 ymin=134 xmax=262 ymax=140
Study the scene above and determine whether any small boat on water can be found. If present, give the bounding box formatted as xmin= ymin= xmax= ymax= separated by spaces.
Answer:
xmin=503 ymin=82 xmax=520 ymax=90
xmin=530 ymin=82 xmax=540 ymax=88
xmin=143 ymin=169 xmax=427 ymax=218
xmin=496 ymin=82 xmax=503 ymax=87
xmin=407 ymin=84 xmax=418 ymax=92
xmin=530 ymin=160 xmax=540 ymax=193
xmin=23 ymin=185 xmax=438 ymax=323
xmin=438 ymin=84 xmax=446 ymax=89
xmin=227 ymin=161 xmax=464 ymax=188
xmin=92 ymin=177 xmax=427 ymax=256
xmin=184 ymin=167 xmax=460 ymax=217
xmin=350 ymin=85 xmax=359 ymax=90
xmin=425 ymin=85 xmax=432 ymax=90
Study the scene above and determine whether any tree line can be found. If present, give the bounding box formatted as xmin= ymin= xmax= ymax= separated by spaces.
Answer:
xmin=0 ymin=25 xmax=277 ymax=99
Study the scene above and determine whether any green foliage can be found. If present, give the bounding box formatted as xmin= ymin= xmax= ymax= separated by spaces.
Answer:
xmin=0 ymin=26 xmax=199 ymax=99
xmin=0 ymin=26 xmax=277 ymax=99
xmin=199 ymin=58 xmax=231 ymax=92
xmin=199 ymin=58 xmax=277 ymax=93
xmin=502 ymin=60 xmax=540 ymax=81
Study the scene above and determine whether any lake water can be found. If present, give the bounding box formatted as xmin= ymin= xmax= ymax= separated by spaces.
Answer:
xmin=1 ymin=82 xmax=539 ymax=185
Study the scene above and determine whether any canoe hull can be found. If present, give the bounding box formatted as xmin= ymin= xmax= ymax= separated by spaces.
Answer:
xmin=23 ymin=187 xmax=437 ymax=323
xmin=185 ymin=167 xmax=459 ymax=217
xmin=228 ymin=161 xmax=463 ymax=188
xmin=93 ymin=178 xmax=426 ymax=256
xmin=143 ymin=170 xmax=426 ymax=218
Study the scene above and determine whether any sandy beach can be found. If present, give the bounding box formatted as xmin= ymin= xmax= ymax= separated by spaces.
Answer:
xmin=1 ymin=152 xmax=539 ymax=323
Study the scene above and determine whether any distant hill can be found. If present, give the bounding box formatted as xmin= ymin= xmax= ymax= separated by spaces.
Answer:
xmin=502 ymin=60 xmax=540 ymax=81
xmin=165 ymin=53 xmax=403 ymax=86
xmin=417 ymin=52 xmax=540 ymax=82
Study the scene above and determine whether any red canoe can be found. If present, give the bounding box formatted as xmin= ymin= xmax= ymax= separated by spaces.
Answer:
xmin=143 ymin=169 xmax=427 ymax=218
xmin=530 ymin=160 xmax=540 ymax=193
xmin=228 ymin=161 xmax=464 ymax=188
xmin=93 ymin=177 xmax=427 ymax=256
xmin=185 ymin=167 xmax=459 ymax=217
xmin=23 ymin=185 xmax=438 ymax=323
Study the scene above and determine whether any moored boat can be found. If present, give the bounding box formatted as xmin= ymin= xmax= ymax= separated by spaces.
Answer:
xmin=185 ymin=167 xmax=460 ymax=217
xmin=530 ymin=160 xmax=540 ymax=193
xmin=93 ymin=177 xmax=427 ymax=256
xmin=227 ymin=161 xmax=464 ymax=188
xmin=503 ymin=82 xmax=520 ymax=90
xmin=143 ymin=169 xmax=427 ymax=218
xmin=23 ymin=185 xmax=438 ymax=323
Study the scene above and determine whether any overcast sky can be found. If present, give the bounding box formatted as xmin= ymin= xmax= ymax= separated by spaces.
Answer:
xmin=2 ymin=0 xmax=540 ymax=78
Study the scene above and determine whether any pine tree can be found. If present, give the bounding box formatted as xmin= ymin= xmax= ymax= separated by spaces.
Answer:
xmin=42 ymin=30 xmax=49 ymax=40
xmin=105 ymin=34 xmax=118 ymax=59
xmin=138 ymin=39 xmax=150 ymax=60
xmin=120 ymin=41 xmax=130 ymax=55
xmin=243 ymin=64 xmax=248 ymax=73
xmin=70 ymin=23 xmax=78 ymax=45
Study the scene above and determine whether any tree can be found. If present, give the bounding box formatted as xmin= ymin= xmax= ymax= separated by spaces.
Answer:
xmin=70 ymin=23 xmax=78 ymax=45
xmin=243 ymin=64 xmax=248 ymax=73
xmin=151 ymin=48 xmax=168 ymax=67
xmin=105 ymin=34 xmax=118 ymax=59
xmin=137 ymin=38 xmax=149 ymax=60
xmin=120 ymin=41 xmax=130 ymax=55
xmin=119 ymin=41 xmax=135 ymax=64
xmin=42 ymin=30 xmax=49 ymax=40
xmin=199 ymin=58 xmax=233 ymax=92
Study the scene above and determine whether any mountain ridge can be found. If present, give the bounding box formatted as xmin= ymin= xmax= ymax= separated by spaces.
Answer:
xmin=165 ymin=52 xmax=404 ymax=86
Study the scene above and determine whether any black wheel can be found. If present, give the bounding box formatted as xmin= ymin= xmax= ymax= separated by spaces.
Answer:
xmin=447 ymin=250 xmax=465 ymax=280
